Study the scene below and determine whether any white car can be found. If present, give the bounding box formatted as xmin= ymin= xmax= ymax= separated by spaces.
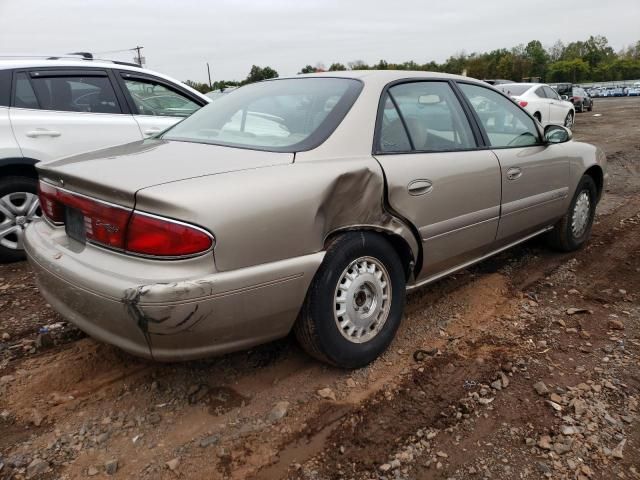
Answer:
xmin=496 ymin=83 xmax=575 ymax=129
xmin=0 ymin=56 xmax=210 ymax=261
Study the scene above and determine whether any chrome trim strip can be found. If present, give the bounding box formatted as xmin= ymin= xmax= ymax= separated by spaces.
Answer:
xmin=407 ymin=225 xmax=554 ymax=291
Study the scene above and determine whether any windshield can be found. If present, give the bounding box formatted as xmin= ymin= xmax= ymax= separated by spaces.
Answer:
xmin=163 ymin=78 xmax=363 ymax=152
xmin=496 ymin=85 xmax=531 ymax=96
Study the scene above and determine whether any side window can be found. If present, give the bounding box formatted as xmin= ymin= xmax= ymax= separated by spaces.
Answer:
xmin=458 ymin=83 xmax=540 ymax=148
xmin=544 ymin=86 xmax=559 ymax=100
xmin=14 ymin=73 xmax=39 ymax=109
xmin=535 ymin=87 xmax=547 ymax=99
xmin=389 ymin=82 xmax=476 ymax=152
xmin=29 ymin=74 xmax=121 ymax=113
xmin=378 ymin=95 xmax=412 ymax=152
xmin=122 ymin=78 xmax=200 ymax=117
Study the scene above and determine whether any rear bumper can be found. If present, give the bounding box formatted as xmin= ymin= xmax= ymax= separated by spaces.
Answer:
xmin=24 ymin=220 xmax=323 ymax=361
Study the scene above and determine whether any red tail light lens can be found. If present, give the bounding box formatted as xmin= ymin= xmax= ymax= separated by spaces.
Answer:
xmin=126 ymin=212 xmax=213 ymax=257
xmin=56 ymin=190 xmax=131 ymax=249
xmin=38 ymin=181 xmax=64 ymax=223
xmin=37 ymin=181 xmax=213 ymax=257
xmin=518 ymin=100 xmax=528 ymax=107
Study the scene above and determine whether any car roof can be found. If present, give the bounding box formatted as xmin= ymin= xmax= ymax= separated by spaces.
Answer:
xmin=0 ymin=59 xmax=209 ymax=101
xmin=283 ymin=69 xmax=485 ymax=86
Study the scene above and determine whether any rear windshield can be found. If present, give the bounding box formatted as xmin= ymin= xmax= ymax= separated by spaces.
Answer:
xmin=163 ymin=78 xmax=363 ymax=152
xmin=496 ymin=85 xmax=531 ymax=96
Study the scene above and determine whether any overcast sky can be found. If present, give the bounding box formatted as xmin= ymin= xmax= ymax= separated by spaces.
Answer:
xmin=1 ymin=0 xmax=638 ymax=83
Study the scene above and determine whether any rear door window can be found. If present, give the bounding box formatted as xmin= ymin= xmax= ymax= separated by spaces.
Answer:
xmin=13 ymin=73 xmax=39 ymax=109
xmin=378 ymin=81 xmax=476 ymax=153
xmin=122 ymin=77 xmax=200 ymax=117
xmin=28 ymin=73 xmax=122 ymax=114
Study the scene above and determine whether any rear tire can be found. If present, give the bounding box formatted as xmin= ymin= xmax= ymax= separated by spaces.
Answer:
xmin=0 ymin=176 xmax=41 ymax=263
xmin=295 ymin=232 xmax=406 ymax=368
xmin=546 ymin=175 xmax=597 ymax=252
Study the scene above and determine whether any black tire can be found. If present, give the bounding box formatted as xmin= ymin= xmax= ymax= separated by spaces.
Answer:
xmin=295 ymin=232 xmax=406 ymax=368
xmin=0 ymin=175 xmax=39 ymax=263
xmin=546 ymin=175 xmax=598 ymax=252
xmin=587 ymin=103 xmax=593 ymax=112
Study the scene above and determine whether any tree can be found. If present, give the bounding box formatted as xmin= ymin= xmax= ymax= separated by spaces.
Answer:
xmin=548 ymin=59 xmax=589 ymax=83
xmin=243 ymin=65 xmax=279 ymax=84
xmin=328 ymin=62 xmax=347 ymax=71
xmin=525 ymin=40 xmax=549 ymax=79
xmin=299 ymin=65 xmax=316 ymax=74
xmin=184 ymin=80 xmax=211 ymax=93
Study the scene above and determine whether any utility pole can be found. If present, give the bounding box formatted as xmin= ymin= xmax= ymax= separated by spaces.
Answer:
xmin=134 ymin=46 xmax=144 ymax=66
xmin=207 ymin=62 xmax=212 ymax=89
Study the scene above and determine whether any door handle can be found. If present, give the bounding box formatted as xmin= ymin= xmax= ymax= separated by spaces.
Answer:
xmin=143 ymin=128 xmax=163 ymax=136
xmin=506 ymin=167 xmax=522 ymax=181
xmin=407 ymin=179 xmax=433 ymax=196
xmin=26 ymin=129 xmax=61 ymax=138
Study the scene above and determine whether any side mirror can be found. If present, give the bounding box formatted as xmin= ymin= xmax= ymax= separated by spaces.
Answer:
xmin=544 ymin=125 xmax=572 ymax=144
xmin=561 ymin=95 xmax=569 ymax=101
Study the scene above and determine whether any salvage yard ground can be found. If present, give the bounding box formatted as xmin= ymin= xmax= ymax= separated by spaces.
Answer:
xmin=1 ymin=97 xmax=639 ymax=480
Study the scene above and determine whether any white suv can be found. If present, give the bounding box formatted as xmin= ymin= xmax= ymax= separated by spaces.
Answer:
xmin=0 ymin=57 xmax=210 ymax=261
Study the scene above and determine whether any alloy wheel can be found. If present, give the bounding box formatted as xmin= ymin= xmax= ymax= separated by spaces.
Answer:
xmin=0 ymin=192 xmax=41 ymax=251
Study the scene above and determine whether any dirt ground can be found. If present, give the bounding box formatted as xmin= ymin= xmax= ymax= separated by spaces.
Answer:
xmin=1 ymin=97 xmax=639 ymax=480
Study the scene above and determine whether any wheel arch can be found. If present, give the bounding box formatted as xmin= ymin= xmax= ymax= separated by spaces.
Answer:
xmin=324 ymin=226 xmax=417 ymax=282
xmin=584 ymin=164 xmax=604 ymax=202
xmin=0 ymin=157 xmax=39 ymax=179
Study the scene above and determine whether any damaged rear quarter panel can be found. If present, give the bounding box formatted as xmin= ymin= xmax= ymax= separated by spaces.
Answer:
xmin=134 ymin=156 xmax=419 ymax=273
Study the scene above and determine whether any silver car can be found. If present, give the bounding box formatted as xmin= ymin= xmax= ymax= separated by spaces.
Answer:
xmin=24 ymin=71 xmax=607 ymax=368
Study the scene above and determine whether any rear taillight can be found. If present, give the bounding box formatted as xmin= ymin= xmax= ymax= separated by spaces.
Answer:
xmin=38 ymin=181 xmax=64 ymax=224
xmin=518 ymin=100 xmax=528 ymax=107
xmin=37 ymin=181 xmax=213 ymax=257
xmin=126 ymin=213 xmax=213 ymax=257
xmin=58 ymin=189 xmax=130 ymax=249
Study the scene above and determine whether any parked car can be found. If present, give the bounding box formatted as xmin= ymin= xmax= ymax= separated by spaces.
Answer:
xmin=0 ymin=56 xmax=210 ymax=261
xmin=588 ymin=88 xmax=600 ymax=97
xmin=612 ymin=87 xmax=624 ymax=97
xmin=25 ymin=71 xmax=606 ymax=368
xmin=483 ymin=79 xmax=514 ymax=85
xmin=496 ymin=83 xmax=575 ymax=128
xmin=205 ymin=86 xmax=238 ymax=101
xmin=627 ymin=87 xmax=640 ymax=96
xmin=570 ymin=87 xmax=593 ymax=112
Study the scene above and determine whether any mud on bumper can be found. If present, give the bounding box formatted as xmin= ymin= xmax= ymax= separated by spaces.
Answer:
xmin=24 ymin=220 xmax=323 ymax=361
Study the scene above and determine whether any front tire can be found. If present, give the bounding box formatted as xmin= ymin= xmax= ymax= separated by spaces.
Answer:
xmin=295 ymin=232 xmax=406 ymax=368
xmin=564 ymin=111 xmax=575 ymax=129
xmin=0 ymin=176 xmax=41 ymax=263
xmin=546 ymin=175 xmax=597 ymax=252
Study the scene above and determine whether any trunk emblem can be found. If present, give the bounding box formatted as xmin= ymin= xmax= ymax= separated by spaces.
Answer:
xmin=96 ymin=221 xmax=120 ymax=233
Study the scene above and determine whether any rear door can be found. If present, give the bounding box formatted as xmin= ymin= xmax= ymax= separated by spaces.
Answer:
xmin=533 ymin=86 xmax=551 ymax=124
xmin=457 ymin=82 xmax=570 ymax=245
xmin=544 ymin=86 xmax=567 ymax=124
xmin=9 ymin=68 xmax=142 ymax=162
xmin=116 ymin=71 xmax=205 ymax=138
xmin=373 ymin=80 xmax=501 ymax=280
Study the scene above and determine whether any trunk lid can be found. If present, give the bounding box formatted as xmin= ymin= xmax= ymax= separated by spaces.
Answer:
xmin=37 ymin=139 xmax=294 ymax=207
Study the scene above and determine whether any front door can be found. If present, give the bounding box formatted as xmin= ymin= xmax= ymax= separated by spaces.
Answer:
xmin=457 ymin=82 xmax=570 ymax=245
xmin=373 ymin=80 xmax=501 ymax=281
xmin=9 ymin=70 xmax=142 ymax=162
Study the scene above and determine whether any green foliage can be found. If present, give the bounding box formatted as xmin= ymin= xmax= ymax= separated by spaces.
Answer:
xmin=243 ymin=65 xmax=279 ymax=84
xmin=186 ymin=35 xmax=640 ymax=90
